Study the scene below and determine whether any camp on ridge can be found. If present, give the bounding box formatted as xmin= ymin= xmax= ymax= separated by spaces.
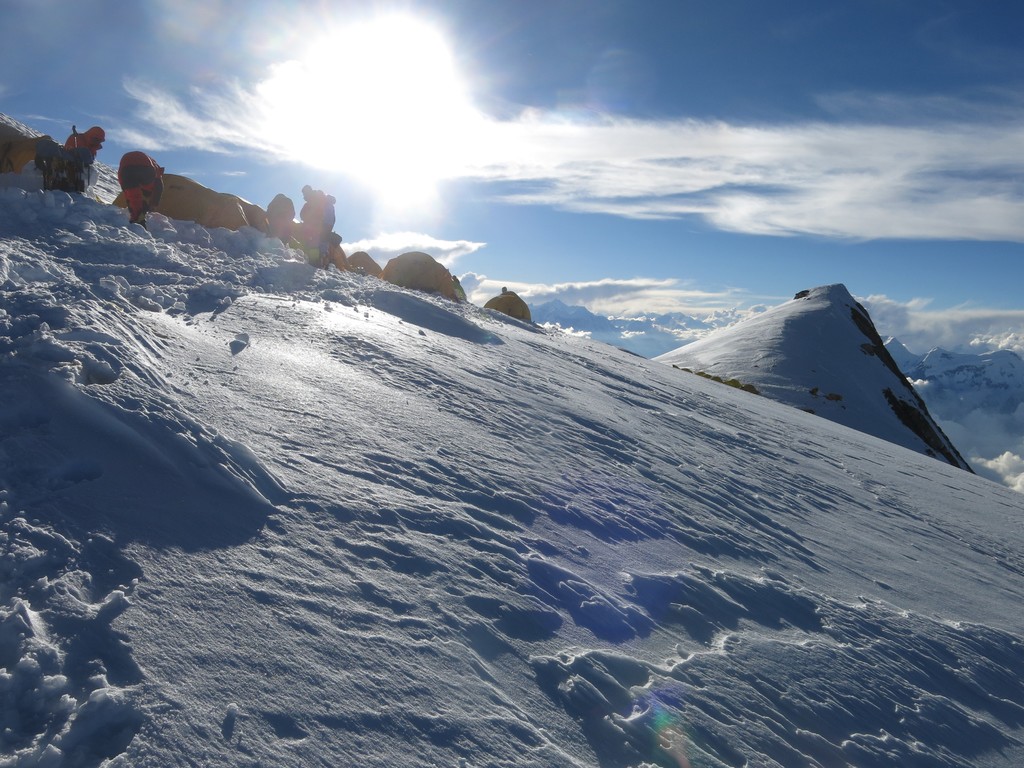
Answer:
xmin=0 ymin=115 xmax=535 ymax=323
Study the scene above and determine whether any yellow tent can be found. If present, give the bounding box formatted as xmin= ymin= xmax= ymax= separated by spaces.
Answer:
xmin=484 ymin=290 xmax=532 ymax=322
xmin=380 ymin=252 xmax=460 ymax=300
xmin=346 ymin=251 xmax=383 ymax=277
xmin=0 ymin=123 xmax=31 ymax=143
xmin=113 ymin=174 xmax=268 ymax=232
xmin=237 ymin=198 xmax=269 ymax=233
xmin=0 ymin=135 xmax=49 ymax=174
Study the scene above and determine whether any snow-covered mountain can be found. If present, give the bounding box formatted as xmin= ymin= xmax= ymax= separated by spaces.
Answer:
xmin=884 ymin=339 xmax=1024 ymax=491
xmin=898 ymin=345 xmax=1024 ymax=415
xmin=531 ymin=299 xmax=742 ymax=358
xmin=3 ymin=159 xmax=1024 ymax=766
xmin=656 ymin=284 xmax=971 ymax=471
xmin=533 ymin=289 xmax=1024 ymax=492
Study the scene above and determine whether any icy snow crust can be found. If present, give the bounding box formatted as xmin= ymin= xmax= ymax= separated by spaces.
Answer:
xmin=1 ymin=188 xmax=1023 ymax=767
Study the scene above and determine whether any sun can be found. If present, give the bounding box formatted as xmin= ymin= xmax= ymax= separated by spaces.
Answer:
xmin=257 ymin=14 xmax=485 ymax=216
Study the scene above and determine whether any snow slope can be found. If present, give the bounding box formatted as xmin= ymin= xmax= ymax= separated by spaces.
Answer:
xmin=2 ymin=188 xmax=1024 ymax=767
xmin=656 ymin=284 xmax=971 ymax=471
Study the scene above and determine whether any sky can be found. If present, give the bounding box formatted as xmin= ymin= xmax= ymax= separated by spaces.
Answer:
xmin=3 ymin=0 xmax=1024 ymax=355
xmin=2 ymin=184 xmax=1024 ymax=766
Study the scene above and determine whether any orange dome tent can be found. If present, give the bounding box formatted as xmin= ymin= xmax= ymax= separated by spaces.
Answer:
xmin=484 ymin=288 xmax=531 ymax=322
xmin=380 ymin=252 xmax=460 ymax=301
xmin=346 ymin=251 xmax=383 ymax=277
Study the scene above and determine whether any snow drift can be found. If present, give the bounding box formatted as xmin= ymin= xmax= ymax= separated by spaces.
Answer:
xmin=1 ymin=184 xmax=1023 ymax=767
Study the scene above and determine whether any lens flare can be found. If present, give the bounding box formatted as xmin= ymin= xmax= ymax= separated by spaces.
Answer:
xmin=641 ymin=691 xmax=692 ymax=768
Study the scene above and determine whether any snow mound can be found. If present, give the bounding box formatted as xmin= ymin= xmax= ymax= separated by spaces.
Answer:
xmin=658 ymin=284 xmax=971 ymax=470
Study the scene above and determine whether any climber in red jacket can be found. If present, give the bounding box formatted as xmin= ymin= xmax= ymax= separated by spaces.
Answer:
xmin=118 ymin=152 xmax=164 ymax=227
xmin=64 ymin=126 xmax=105 ymax=160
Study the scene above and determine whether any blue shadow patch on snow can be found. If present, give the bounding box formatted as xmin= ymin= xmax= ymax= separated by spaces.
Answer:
xmin=1 ymin=366 xmax=279 ymax=550
xmin=481 ymin=307 xmax=545 ymax=333
xmin=369 ymin=291 xmax=503 ymax=345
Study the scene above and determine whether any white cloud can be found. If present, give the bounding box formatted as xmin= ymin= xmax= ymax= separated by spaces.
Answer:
xmin=970 ymin=331 xmax=1024 ymax=355
xmin=457 ymin=273 xmax=769 ymax=318
xmin=816 ymin=89 xmax=1024 ymax=125
xmin=120 ymin=43 xmax=1024 ymax=243
xmin=974 ymin=452 xmax=1024 ymax=493
xmin=478 ymin=115 xmax=1024 ymax=241
xmin=935 ymin=403 xmax=1024 ymax=493
xmin=862 ymin=294 xmax=1024 ymax=356
xmin=344 ymin=232 xmax=486 ymax=269
xmin=121 ymin=78 xmax=270 ymax=154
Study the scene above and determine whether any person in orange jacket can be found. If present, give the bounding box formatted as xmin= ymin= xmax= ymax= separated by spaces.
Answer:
xmin=298 ymin=184 xmax=337 ymax=263
xmin=64 ymin=126 xmax=105 ymax=160
xmin=118 ymin=151 xmax=164 ymax=227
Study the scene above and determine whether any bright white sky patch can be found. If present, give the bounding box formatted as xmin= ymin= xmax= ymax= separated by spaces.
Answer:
xmin=481 ymin=114 xmax=1024 ymax=241
xmin=256 ymin=14 xmax=488 ymax=219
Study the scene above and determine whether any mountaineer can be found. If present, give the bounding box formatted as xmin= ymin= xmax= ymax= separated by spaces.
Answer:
xmin=63 ymin=126 xmax=105 ymax=160
xmin=298 ymin=185 xmax=339 ymax=266
xmin=34 ymin=124 xmax=105 ymax=193
xmin=118 ymin=151 xmax=165 ymax=227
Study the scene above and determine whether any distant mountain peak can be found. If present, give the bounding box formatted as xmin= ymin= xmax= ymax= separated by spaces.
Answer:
xmin=658 ymin=283 xmax=972 ymax=471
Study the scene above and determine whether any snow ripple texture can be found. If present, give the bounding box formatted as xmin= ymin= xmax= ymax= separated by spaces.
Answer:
xmin=1 ymin=187 xmax=1023 ymax=767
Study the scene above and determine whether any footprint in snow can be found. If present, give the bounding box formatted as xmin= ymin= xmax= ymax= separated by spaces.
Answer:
xmin=230 ymin=333 xmax=250 ymax=355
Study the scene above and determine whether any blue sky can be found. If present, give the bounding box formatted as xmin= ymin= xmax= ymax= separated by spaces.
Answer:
xmin=4 ymin=0 xmax=1024 ymax=353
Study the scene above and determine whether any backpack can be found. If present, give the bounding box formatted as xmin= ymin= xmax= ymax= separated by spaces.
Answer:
xmin=34 ymin=138 xmax=93 ymax=193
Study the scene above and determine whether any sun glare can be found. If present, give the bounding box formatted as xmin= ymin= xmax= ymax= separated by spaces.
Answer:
xmin=258 ymin=14 xmax=485 ymax=216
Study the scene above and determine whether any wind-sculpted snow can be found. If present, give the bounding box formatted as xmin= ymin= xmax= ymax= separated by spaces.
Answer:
xmin=1 ymin=188 xmax=1023 ymax=766
xmin=539 ymin=569 xmax=1024 ymax=767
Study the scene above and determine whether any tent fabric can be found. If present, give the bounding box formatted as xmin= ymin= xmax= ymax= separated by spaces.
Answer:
xmin=0 ymin=136 xmax=49 ymax=174
xmin=346 ymin=251 xmax=382 ymax=277
xmin=380 ymin=251 xmax=459 ymax=300
xmin=325 ymin=243 xmax=347 ymax=271
xmin=0 ymin=123 xmax=33 ymax=143
xmin=484 ymin=291 xmax=532 ymax=322
xmin=238 ymin=199 xmax=268 ymax=233
xmin=113 ymin=174 xmax=267 ymax=232
xmin=266 ymin=194 xmax=296 ymax=241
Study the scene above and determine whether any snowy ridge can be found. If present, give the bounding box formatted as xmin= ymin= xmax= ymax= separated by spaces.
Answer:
xmin=657 ymin=284 xmax=971 ymax=471
xmin=1 ymin=189 xmax=1023 ymax=766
